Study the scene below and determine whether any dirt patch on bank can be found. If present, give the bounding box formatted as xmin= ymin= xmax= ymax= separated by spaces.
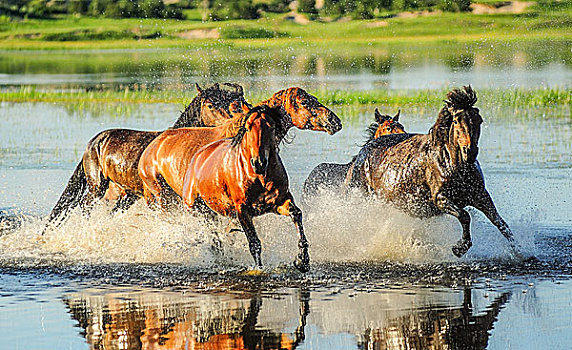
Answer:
xmin=470 ymin=1 xmax=535 ymax=14
xmin=175 ymin=29 xmax=220 ymax=39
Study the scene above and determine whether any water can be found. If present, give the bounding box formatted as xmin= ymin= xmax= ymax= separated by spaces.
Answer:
xmin=1 ymin=100 xmax=571 ymax=348
xmin=1 ymin=40 xmax=571 ymax=91
xmin=1 ymin=41 xmax=572 ymax=348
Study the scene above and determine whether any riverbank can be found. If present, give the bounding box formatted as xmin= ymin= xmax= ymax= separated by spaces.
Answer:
xmin=1 ymin=4 xmax=571 ymax=50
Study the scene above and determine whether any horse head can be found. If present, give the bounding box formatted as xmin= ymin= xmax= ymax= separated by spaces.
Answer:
xmin=173 ymin=83 xmax=250 ymax=128
xmin=432 ymin=86 xmax=482 ymax=164
xmin=267 ymin=87 xmax=342 ymax=135
xmin=373 ymin=109 xmax=405 ymax=138
xmin=232 ymin=106 xmax=276 ymax=175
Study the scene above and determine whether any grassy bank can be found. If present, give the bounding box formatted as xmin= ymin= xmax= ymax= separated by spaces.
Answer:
xmin=2 ymin=86 xmax=569 ymax=109
xmin=1 ymin=4 xmax=571 ymax=50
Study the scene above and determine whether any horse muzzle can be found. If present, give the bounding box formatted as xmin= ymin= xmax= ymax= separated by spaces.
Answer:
xmin=324 ymin=112 xmax=342 ymax=135
xmin=251 ymin=157 xmax=268 ymax=175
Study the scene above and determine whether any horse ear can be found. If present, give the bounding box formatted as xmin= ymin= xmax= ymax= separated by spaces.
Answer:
xmin=195 ymin=83 xmax=203 ymax=94
xmin=393 ymin=110 xmax=400 ymax=122
xmin=374 ymin=108 xmax=382 ymax=122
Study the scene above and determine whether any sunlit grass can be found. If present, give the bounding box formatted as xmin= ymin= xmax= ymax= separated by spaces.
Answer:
xmin=2 ymin=86 xmax=569 ymax=118
xmin=0 ymin=8 xmax=570 ymax=50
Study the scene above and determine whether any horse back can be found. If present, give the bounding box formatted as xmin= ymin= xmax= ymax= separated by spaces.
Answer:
xmin=84 ymin=128 xmax=161 ymax=193
xmin=139 ymin=127 xmax=227 ymax=196
xmin=303 ymin=162 xmax=352 ymax=197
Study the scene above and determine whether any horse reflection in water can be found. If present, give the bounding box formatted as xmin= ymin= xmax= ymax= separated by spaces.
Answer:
xmin=358 ymin=288 xmax=511 ymax=350
xmin=63 ymin=285 xmax=510 ymax=350
xmin=64 ymin=289 xmax=310 ymax=350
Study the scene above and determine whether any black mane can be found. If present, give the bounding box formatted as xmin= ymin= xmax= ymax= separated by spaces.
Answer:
xmin=231 ymin=105 xmax=282 ymax=147
xmin=172 ymin=83 xmax=249 ymax=129
xmin=445 ymin=85 xmax=477 ymax=111
xmin=431 ymin=85 xmax=478 ymax=142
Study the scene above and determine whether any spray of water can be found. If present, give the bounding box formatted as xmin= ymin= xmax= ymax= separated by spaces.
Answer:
xmin=0 ymin=189 xmax=536 ymax=269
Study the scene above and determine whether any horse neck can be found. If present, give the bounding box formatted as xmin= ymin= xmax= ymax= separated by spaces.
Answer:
xmin=254 ymin=91 xmax=293 ymax=135
xmin=172 ymin=99 xmax=202 ymax=128
xmin=221 ymin=116 xmax=247 ymax=138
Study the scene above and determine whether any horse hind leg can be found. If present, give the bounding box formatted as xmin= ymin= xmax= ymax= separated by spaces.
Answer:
xmin=277 ymin=196 xmax=310 ymax=272
xmin=111 ymin=192 xmax=139 ymax=214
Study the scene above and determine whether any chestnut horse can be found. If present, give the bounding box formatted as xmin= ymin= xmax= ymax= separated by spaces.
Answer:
xmin=344 ymin=86 xmax=516 ymax=257
xmin=43 ymin=83 xmax=248 ymax=232
xmin=302 ymin=109 xmax=404 ymax=198
xmin=138 ymin=87 xmax=342 ymax=208
xmin=182 ymin=106 xmax=310 ymax=272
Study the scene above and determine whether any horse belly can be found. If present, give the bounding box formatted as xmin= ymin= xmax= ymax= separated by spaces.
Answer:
xmin=375 ymin=170 xmax=440 ymax=218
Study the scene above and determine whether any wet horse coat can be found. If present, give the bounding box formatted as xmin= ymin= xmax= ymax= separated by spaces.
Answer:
xmin=302 ymin=109 xmax=404 ymax=198
xmin=44 ymin=83 xmax=248 ymax=231
xmin=183 ymin=107 xmax=310 ymax=271
xmin=138 ymin=87 xmax=342 ymax=209
xmin=343 ymin=86 xmax=517 ymax=257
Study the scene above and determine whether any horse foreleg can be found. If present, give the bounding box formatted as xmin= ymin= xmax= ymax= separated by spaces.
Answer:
xmin=472 ymin=189 xmax=514 ymax=243
xmin=237 ymin=209 xmax=262 ymax=268
xmin=435 ymin=192 xmax=472 ymax=257
xmin=277 ymin=197 xmax=310 ymax=272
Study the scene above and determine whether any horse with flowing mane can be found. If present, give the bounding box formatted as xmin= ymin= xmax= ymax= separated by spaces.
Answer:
xmin=302 ymin=109 xmax=404 ymax=198
xmin=43 ymin=83 xmax=248 ymax=232
xmin=138 ymin=87 xmax=342 ymax=209
xmin=343 ymin=86 xmax=517 ymax=257
xmin=182 ymin=106 xmax=310 ymax=272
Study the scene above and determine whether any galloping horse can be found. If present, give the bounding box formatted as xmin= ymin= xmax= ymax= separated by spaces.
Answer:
xmin=302 ymin=109 xmax=404 ymax=198
xmin=44 ymin=83 xmax=248 ymax=232
xmin=138 ymin=87 xmax=342 ymax=208
xmin=182 ymin=106 xmax=310 ymax=272
xmin=344 ymin=86 xmax=516 ymax=257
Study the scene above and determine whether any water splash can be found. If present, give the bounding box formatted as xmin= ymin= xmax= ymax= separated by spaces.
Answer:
xmin=0 ymin=189 xmax=537 ymax=269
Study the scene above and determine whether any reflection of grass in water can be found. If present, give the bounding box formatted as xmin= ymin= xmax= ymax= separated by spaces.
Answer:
xmin=1 ymin=86 xmax=570 ymax=117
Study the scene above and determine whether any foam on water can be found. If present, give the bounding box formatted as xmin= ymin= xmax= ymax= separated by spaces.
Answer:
xmin=0 ymin=188 xmax=537 ymax=269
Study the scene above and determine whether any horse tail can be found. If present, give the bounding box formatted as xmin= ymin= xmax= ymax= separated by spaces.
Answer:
xmin=43 ymin=161 xmax=87 ymax=234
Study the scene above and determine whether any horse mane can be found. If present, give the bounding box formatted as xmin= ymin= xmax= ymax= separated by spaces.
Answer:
xmin=430 ymin=85 xmax=477 ymax=143
xmin=230 ymin=105 xmax=280 ymax=147
xmin=171 ymin=83 xmax=249 ymax=129
xmin=445 ymin=85 xmax=477 ymax=110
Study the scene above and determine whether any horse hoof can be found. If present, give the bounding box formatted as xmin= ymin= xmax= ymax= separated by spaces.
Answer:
xmin=452 ymin=240 xmax=472 ymax=258
xmin=294 ymin=258 xmax=310 ymax=273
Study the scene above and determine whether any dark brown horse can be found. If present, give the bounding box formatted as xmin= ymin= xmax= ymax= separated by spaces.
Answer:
xmin=302 ymin=109 xmax=404 ymax=198
xmin=182 ymin=106 xmax=310 ymax=272
xmin=43 ymin=83 xmax=249 ymax=232
xmin=138 ymin=87 xmax=342 ymax=209
xmin=344 ymin=86 xmax=516 ymax=257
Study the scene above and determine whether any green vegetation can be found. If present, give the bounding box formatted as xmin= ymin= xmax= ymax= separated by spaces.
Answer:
xmin=2 ymin=86 xmax=569 ymax=109
xmin=0 ymin=0 xmax=570 ymax=49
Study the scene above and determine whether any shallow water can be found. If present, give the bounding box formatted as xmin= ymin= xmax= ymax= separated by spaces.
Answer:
xmin=1 ymin=40 xmax=571 ymax=91
xmin=1 ymin=99 xmax=571 ymax=348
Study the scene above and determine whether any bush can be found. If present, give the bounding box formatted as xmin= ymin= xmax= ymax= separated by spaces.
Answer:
xmin=298 ymin=0 xmax=317 ymax=14
xmin=220 ymin=26 xmax=289 ymax=39
xmin=210 ymin=0 xmax=260 ymax=20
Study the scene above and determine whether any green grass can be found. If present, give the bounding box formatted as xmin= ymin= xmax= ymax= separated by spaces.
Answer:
xmin=0 ymin=5 xmax=570 ymax=50
xmin=2 ymin=86 xmax=569 ymax=109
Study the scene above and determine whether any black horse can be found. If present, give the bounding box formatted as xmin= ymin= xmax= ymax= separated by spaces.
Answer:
xmin=43 ymin=83 xmax=249 ymax=233
xmin=344 ymin=86 xmax=517 ymax=258
xmin=302 ymin=109 xmax=404 ymax=199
